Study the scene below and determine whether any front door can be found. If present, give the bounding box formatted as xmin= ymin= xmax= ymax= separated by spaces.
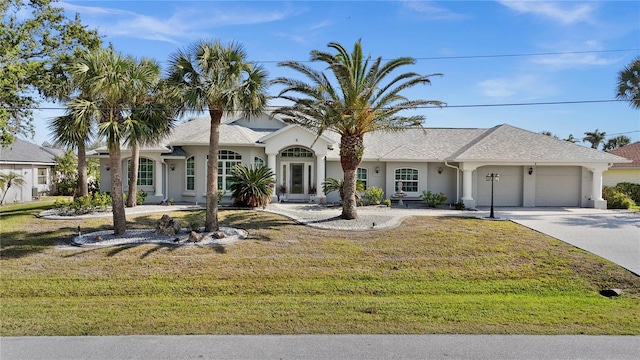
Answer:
xmin=291 ymin=163 xmax=304 ymax=194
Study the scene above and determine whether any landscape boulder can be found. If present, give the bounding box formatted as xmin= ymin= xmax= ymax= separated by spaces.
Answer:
xmin=156 ymin=214 xmax=182 ymax=236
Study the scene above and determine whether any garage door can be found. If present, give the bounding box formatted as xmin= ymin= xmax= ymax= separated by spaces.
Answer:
xmin=535 ymin=166 xmax=581 ymax=206
xmin=477 ymin=166 xmax=523 ymax=206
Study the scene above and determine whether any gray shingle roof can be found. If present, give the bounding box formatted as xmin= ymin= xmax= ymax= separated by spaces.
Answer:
xmin=168 ymin=117 xmax=271 ymax=146
xmin=0 ymin=138 xmax=61 ymax=164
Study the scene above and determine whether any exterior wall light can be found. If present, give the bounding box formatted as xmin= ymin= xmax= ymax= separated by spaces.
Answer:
xmin=170 ymin=164 xmax=175 ymax=171
xmin=528 ymin=167 xmax=533 ymax=175
xmin=437 ymin=167 xmax=443 ymax=174
xmin=375 ymin=166 xmax=380 ymax=174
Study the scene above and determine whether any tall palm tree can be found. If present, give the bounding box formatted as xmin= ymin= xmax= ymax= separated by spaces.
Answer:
xmin=564 ymin=134 xmax=578 ymax=143
xmin=67 ymin=48 xmax=159 ymax=235
xmin=168 ymin=40 xmax=268 ymax=232
xmin=583 ymin=129 xmax=607 ymax=149
xmin=0 ymin=172 xmax=26 ymax=204
xmin=48 ymin=110 xmax=94 ymax=198
xmin=272 ymin=40 xmax=443 ymax=219
xmin=124 ymin=66 xmax=178 ymax=208
xmin=603 ymin=135 xmax=631 ymax=152
xmin=616 ymin=56 xmax=640 ymax=109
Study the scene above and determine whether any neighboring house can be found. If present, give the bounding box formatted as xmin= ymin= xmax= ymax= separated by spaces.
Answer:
xmin=604 ymin=142 xmax=640 ymax=186
xmin=89 ymin=113 xmax=630 ymax=209
xmin=0 ymin=139 xmax=63 ymax=203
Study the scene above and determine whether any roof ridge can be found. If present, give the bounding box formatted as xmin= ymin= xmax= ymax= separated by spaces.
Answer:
xmin=447 ymin=124 xmax=503 ymax=159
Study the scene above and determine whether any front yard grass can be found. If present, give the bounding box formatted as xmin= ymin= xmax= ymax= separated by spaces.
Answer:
xmin=1 ymin=203 xmax=639 ymax=335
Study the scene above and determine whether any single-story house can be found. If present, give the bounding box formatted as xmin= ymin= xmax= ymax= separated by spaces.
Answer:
xmin=0 ymin=139 xmax=63 ymax=203
xmin=90 ymin=113 xmax=630 ymax=209
xmin=603 ymin=142 xmax=640 ymax=186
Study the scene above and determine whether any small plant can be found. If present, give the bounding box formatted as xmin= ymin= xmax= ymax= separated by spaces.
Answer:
xmin=217 ymin=189 xmax=226 ymax=204
xmin=364 ymin=186 xmax=384 ymax=205
xmin=185 ymin=213 xmax=203 ymax=232
xmin=420 ymin=190 xmax=447 ymax=208
xmin=453 ymin=200 xmax=466 ymax=210
xmin=136 ymin=190 xmax=147 ymax=205
xmin=383 ymin=198 xmax=391 ymax=207
xmin=229 ymin=165 xmax=275 ymax=208
xmin=322 ymin=178 xmax=364 ymax=201
xmin=168 ymin=198 xmax=174 ymax=205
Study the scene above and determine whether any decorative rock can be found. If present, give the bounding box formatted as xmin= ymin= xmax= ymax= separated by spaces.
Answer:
xmin=93 ymin=235 xmax=103 ymax=243
xmin=155 ymin=214 xmax=182 ymax=236
xmin=188 ymin=231 xmax=205 ymax=243
xmin=599 ymin=288 xmax=622 ymax=297
xmin=211 ymin=231 xmax=226 ymax=239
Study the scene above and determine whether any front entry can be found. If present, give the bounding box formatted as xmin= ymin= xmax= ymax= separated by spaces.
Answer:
xmin=282 ymin=161 xmax=314 ymax=201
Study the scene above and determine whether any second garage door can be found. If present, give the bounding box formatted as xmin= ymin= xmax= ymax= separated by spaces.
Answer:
xmin=535 ymin=166 xmax=581 ymax=207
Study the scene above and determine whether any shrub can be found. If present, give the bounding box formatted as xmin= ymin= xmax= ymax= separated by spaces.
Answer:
xmin=136 ymin=190 xmax=147 ymax=205
xmin=603 ymin=186 xmax=635 ymax=209
xmin=364 ymin=186 xmax=384 ymax=205
xmin=229 ymin=165 xmax=275 ymax=208
xmin=453 ymin=200 xmax=466 ymax=210
xmin=420 ymin=190 xmax=447 ymax=207
xmin=614 ymin=182 xmax=640 ymax=203
xmin=53 ymin=193 xmax=112 ymax=215
xmin=383 ymin=198 xmax=391 ymax=207
xmin=185 ymin=213 xmax=203 ymax=232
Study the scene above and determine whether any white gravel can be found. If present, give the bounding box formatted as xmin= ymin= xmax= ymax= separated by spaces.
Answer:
xmin=72 ymin=227 xmax=246 ymax=247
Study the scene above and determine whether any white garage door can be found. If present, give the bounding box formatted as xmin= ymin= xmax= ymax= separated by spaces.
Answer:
xmin=477 ymin=166 xmax=523 ymax=206
xmin=535 ymin=166 xmax=581 ymax=207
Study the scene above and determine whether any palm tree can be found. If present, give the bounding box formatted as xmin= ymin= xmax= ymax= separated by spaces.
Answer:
xmin=616 ymin=56 xmax=640 ymax=109
xmin=322 ymin=177 xmax=364 ymax=202
xmin=48 ymin=111 xmax=94 ymax=198
xmin=0 ymin=172 xmax=26 ymax=204
xmin=124 ymin=66 xmax=177 ymax=208
xmin=228 ymin=164 xmax=275 ymax=208
xmin=603 ymin=135 xmax=631 ymax=152
xmin=583 ymin=129 xmax=607 ymax=149
xmin=564 ymin=134 xmax=578 ymax=143
xmin=67 ymin=48 xmax=160 ymax=235
xmin=272 ymin=40 xmax=443 ymax=219
xmin=168 ymin=40 xmax=269 ymax=232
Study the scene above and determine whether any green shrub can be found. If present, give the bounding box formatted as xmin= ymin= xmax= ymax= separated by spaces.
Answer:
xmin=229 ymin=165 xmax=274 ymax=208
xmin=53 ymin=193 xmax=113 ymax=215
xmin=420 ymin=190 xmax=447 ymax=207
xmin=453 ymin=200 xmax=466 ymax=210
xmin=603 ymin=186 xmax=635 ymax=209
xmin=383 ymin=198 xmax=391 ymax=207
xmin=364 ymin=186 xmax=384 ymax=205
xmin=136 ymin=190 xmax=147 ymax=205
xmin=614 ymin=182 xmax=640 ymax=203
xmin=184 ymin=213 xmax=203 ymax=232
xmin=218 ymin=189 xmax=226 ymax=204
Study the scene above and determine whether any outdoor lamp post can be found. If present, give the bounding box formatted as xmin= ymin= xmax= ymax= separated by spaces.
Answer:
xmin=486 ymin=173 xmax=499 ymax=219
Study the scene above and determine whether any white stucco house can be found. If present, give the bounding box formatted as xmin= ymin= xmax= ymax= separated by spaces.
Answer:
xmin=90 ymin=113 xmax=630 ymax=209
xmin=0 ymin=139 xmax=63 ymax=203
xmin=603 ymin=142 xmax=640 ymax=186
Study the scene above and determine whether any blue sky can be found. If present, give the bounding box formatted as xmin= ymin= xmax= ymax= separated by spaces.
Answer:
xmin=31 ymin=0 xmax=640 ymax=146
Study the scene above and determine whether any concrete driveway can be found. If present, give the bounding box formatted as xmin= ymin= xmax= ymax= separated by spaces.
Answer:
xmin=493 ymin=208 xmax=640 ymax=276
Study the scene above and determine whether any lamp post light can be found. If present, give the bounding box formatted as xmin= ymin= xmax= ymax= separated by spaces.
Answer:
xmin=485 ymin=173 xmax=499 ymax=219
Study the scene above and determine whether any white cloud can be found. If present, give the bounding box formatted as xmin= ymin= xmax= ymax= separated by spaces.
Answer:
xmin=58 ymin=1 xmax=296 ymax=44
xmin=400 ymin=1 xmax=467 ymax=20
xmin=497 ymin=0 xmax=595 ymax=25
xmin=478 ymin=74 xmax=557 ymax=99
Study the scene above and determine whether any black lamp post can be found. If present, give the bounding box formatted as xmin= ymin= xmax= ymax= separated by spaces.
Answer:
xmin=486 ymin=173 xmax=499 ymax=219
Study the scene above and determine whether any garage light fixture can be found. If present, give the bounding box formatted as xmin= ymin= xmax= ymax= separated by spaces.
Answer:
xmin=528 ymin=167 xmax=533 ymax=175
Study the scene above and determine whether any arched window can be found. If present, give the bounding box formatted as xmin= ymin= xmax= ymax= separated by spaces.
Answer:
xmin=281 ymin=147 xmax=314 ymax=158
xmin=395 ymin=168 xmax=418 ymax=192
xmin=127 ymin=157 xmax=154 ymax=186
xmin=356 ymin=168 xmax=368 ymax=189
xmin=218 ymin=150 xmax=242 ymax=190
xmin=186 ymin=156 xmax=195 ymax=191
xmin=254 ymin=157 xmax=265 ymax=167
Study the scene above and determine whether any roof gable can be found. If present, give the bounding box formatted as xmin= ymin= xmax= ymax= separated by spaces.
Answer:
xmin=608 ymin=142 xmax=640 ymax=168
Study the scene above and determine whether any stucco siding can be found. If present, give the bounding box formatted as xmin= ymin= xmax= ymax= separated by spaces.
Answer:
xmin=603 ymin=168 xmax=640 ymax=186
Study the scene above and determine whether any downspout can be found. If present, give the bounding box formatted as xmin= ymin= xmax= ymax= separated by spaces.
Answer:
xmin=162 ymin=161 xmax=169 ymax=204
xmin=444 ymin=161 xmax=460 ymax=202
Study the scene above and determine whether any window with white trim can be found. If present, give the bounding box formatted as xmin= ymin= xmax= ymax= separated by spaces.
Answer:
xmin=356 ymin=168 xmax=368 ymax=189
xmin=281 ymin=147 xmax=313 ymax=158
xmin=127 ymin=157 xmax=154 ymax=186
xmin=186 ymin=156 xmax=195 ymax=191
xmin=37 ymin=168 xmax=47 ymax=185
xmin=395 ymin=168 xmax=418 ymax=192
xmin=254 ymin=157 xmax=265 ymax=168
xmin=218 ymin=150 xmax=242 ymax=191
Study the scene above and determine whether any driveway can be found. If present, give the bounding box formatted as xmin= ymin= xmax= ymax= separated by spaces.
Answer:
xmin=494 ymin=208 xmax=640 ymax=276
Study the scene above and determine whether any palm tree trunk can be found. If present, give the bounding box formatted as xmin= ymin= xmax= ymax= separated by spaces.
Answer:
xmin=127 ymin=140 xmax=140 ymax=207
xmin=109 ymin=143 xmax=127 ymax=235
xmin=340 ymin=133 xmax=364 ymax=220
xmin=204 ymin=109 xmax=223 ymax=232
xmin=76 ymin=142 xmax=89 ymax=197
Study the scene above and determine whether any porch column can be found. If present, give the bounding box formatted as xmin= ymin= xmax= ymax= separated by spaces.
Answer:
xmin=154 ymin=159 xmax=163 ymax=197
xmin=589 ymin=166 xmax=607 ymax=209
xmin=460 ymin=163 xmax=477 ymax=209
xmin=267 ymin=153 xmax=277 ymax=202
xmin=316 ymin=155 xmax=326 ymax=200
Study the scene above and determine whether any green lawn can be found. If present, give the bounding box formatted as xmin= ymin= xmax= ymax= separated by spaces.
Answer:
xmin=1 ymin=200 xmax=639 ymax=335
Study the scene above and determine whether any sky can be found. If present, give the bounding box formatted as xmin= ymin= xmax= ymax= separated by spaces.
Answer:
xmin=29 ymin=0 xmax=640 ymax=147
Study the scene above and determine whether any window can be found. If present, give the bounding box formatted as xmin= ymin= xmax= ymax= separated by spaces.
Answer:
xmin=37 ymin=168 xmax=47 ymax=185
xmin=281 ymin=147 xmax=313 ymax=158
xmin=186 ymin=156 xmax=195 ymax=191
xmin=254 ymin=157 xmax=265 ymax=168
xmin=127 ymin=158 xmax=154 ymax=186
xmin=395 ymin=168 xmax=418 ymax=192
xmin=356 ymin=168 xmax=368 ymax=189
xmin=218 ymin=150 xmax=242 ymax=191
